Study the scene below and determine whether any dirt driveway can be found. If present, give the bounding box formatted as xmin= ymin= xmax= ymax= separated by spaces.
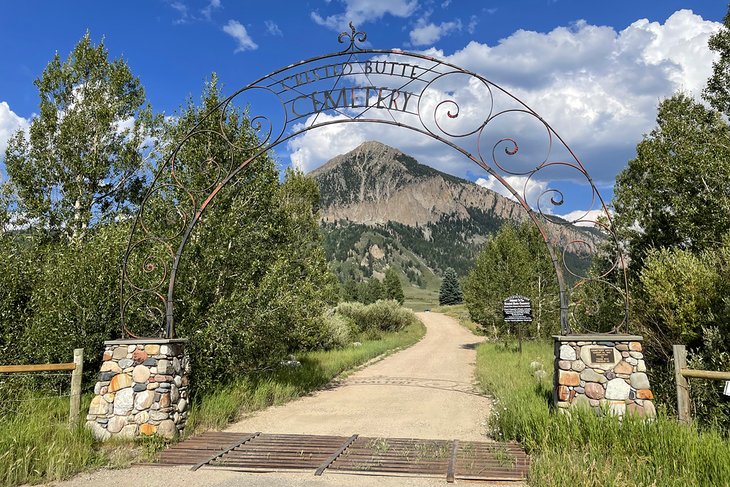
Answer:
xmin=229 ymin=311 xmax=491 ymax=440
xmin=53 ymin=312 xmax=492 ymax=487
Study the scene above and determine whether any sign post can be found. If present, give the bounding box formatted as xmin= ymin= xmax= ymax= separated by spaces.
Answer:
xmin=503 ymin=295 xmax=532 ymax=354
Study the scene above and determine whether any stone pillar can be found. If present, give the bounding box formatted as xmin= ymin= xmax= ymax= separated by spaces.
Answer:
xmin=86 ymin=338 xmax=189 ymax=440
xmin=553 ymin=335 xmax=656 ymax=419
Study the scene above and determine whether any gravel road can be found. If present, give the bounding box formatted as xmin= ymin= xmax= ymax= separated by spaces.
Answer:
xmin=51 ymin=312 xmax=493 ymax=487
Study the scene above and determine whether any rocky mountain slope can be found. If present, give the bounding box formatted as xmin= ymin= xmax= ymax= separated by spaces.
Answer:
xmin=310 ymin=141 xmax=595 ymax=305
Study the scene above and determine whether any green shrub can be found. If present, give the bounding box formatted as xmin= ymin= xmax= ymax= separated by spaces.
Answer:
xmin=0 ymin=224 xmax=127 ymax=396
xmin=21 ymin=224 xmax=127 ymax=378
xmin=0 ymin=234 xmax=41 ymax=362
xmin=320 ymin=310 xmax=355 ymax=349
xmin=336 ymin=300 xmax=418 ymax=333
xmin=634 ymin=245 xmax=730 ymax=429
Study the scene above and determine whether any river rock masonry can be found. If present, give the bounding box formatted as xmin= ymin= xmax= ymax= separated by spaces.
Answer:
xmin=86 ymin=338 xmax=189 ymax=440
xmin=553 ymin=335 xmax=656 ymax=418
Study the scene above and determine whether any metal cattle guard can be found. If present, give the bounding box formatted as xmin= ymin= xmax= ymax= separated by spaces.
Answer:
xmin=153 ymin=431 xmax=530 ymax=483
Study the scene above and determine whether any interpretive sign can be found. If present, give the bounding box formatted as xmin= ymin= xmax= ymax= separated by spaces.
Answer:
xmin=589 ymin=348 xmax=613 ymax=364
xmin=503 ymin=296 xmax=532 ymax=323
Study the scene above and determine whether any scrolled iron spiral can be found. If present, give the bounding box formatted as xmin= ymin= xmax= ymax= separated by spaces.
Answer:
xmin=568 ymin=277 xmax=626 ymax=334
xmin=124 ymin=238 xmax=175 ymax=294
xmin=479 ymin=110 xmax=552 ymax=176
xmin=536 ymin=187 xmax=565 ymax=215
xmin=418 ymin=71 xmax=493 ymax=139
xmin=221 ymin=86 xmax=287 ymax=154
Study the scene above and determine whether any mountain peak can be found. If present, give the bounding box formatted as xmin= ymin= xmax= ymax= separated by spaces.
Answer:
xmin=310 ymin=141 xmax=595 ymax=249
xmin=309 ymin=140 xmax=467 ymax=216
xmin=309 ymin=140 xmax=409 ymax=177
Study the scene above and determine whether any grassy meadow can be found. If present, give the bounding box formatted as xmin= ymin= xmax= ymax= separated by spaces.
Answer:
xmin=432 ymin=303 xmax=485 ymax=335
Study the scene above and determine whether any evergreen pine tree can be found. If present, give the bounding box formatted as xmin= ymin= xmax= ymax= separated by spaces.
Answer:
xmin=384 ymin=267 xmax=405 ymax=304
xmin=363 ymin=278 xmax=385 ymax=304
xmin=340 ymin=278 xmax=360 ymax=302
xmin=439 ymin=267 xmax=463 ymax=305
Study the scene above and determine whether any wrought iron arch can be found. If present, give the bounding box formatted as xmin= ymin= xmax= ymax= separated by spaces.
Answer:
xmin=121 ymin=23 xmax=629 ymax=339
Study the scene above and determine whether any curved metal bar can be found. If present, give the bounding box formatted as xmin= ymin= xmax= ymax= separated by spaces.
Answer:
xmin=121 ymin=24 xmax=628 ymax=338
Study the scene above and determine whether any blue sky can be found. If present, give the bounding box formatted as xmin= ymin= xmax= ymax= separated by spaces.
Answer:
xmin=0 ymin=1 xmax=726 ymax=218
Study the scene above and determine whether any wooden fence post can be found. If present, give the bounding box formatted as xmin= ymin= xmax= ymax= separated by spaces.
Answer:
xmin=673 ymin=344 xmax=691 ymax=423
xmin=69 ymin=348 xmax=83 ymax=427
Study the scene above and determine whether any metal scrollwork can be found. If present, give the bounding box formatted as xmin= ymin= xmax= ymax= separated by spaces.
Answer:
xmin=121 ymin=22 xmax=629 ymax=338
xmin=338 ymin=21 xmax=367 ymax=52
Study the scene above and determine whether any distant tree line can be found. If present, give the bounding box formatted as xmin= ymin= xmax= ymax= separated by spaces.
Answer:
xmin=339 ymin=268 xmax=404 ymax=305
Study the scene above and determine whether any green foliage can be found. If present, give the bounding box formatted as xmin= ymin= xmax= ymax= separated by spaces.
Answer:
xmin=0 ymin=224 xmax=127 ymax=391
xmin=335 ymin=300 xmax=419 ymax=333
xmin=148 ymin=77 xmax=339 ymax=394
xmin=704 ymin=7 xmax=730 ymax=116
xmin=477 ymin=340 xmax=730 ymax=486
xmin=384 ymin=267 xmax=405 ymax=304
xmin=609 ymin=86 xmax=730 ymax=428
xmin=632 ymin=243 xmax=730 ymax=428
xmin=613 ymin=93 xmax=730 ymax=269
xmin=23 ymin=225 xmax=127 ymax=366
xmin=362 ymin=278 xmax=386 ymax=304
xmin=0 ymin=64 xmax=340 ymax=402
xmin=3 ymin=32 xmax=157 ymax=241
xmin=0 ymin=32 xmax=154 ymax=380
xmin=0 ymin=235 xmax=40 ymax=359
xmin=319 ymin=310 xmax=355 ymax=349
xmin=638 ymin=248 xmax=716 ymax=346
xmin=463 ymin=223 xmax=559 ymax=337
xmin=438 ymin=267 xmax=463 ymax=305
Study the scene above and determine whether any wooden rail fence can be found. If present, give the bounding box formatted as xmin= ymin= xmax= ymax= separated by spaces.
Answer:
xmin=673 ymin=344 xmax=730 ymax=423
xmin=0 ymin=348 xmax=84 ymax=425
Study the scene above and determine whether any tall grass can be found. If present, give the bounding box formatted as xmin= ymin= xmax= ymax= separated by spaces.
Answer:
xmin=477 ymin=341 xmax=730 ymax=486
xmin=0 ymin=395 xmax=104 ymax=487
xmin=187 ymin=320 xmax=425 ymax=432
xmin=432 ymin=304 xmax=485 ymax=335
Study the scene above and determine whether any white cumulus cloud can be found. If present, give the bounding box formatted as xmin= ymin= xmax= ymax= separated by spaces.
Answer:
xmin=223 ymin=20 xmax=258 ymax=52
xmin=556 ymin=209 xmax=611 ymax=227
xmin=410 ymin=19 xmax=462 ymax=46
xmin=288 ymin=9 xmax=721 ymax=192
xmin=312 ymin=0 xmax=419 ymax=30
xmin=475 ymin=175 xmax=547 ymax=206
xmin=0 ymin=101 xmax=29 ymax=159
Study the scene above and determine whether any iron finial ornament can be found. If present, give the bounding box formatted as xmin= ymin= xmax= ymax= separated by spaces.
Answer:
xmin=338 ymin=21 xmax=367 ymax=51
xmin=121 ymin=23 xmax=630 ymax=339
